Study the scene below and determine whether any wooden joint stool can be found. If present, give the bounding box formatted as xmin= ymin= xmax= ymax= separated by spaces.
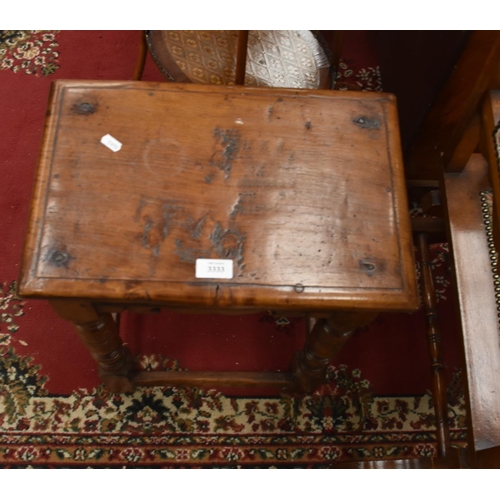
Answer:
xmin=19 ymin=80 xmax=418 ymax=394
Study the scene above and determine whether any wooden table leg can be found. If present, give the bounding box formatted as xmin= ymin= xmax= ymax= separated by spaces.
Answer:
xmin=50 ymin=299 xmax=134 ymax=393
xmin=290 ymin=311 xmax=377 ymax=393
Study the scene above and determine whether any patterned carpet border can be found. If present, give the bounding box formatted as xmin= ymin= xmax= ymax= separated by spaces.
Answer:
xmin=0 ymin=353 xmax=467 ymax=466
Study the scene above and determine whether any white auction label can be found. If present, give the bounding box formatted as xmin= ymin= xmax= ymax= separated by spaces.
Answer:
xmin=195 ymin=259 xmax=233 ymax=279
xmin=100 ymin=134 xmax=122 ymax=152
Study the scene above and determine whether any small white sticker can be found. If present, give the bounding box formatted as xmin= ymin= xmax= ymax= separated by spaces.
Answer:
xmin=100 ymin=134 xmax=122 ymax=152
xmin=196 ymin=259 xmax=233 ymax=279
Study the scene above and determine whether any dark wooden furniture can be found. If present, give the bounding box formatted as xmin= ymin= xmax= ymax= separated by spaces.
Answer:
xmin=328 ymin=30 xmax=500 ymax=468
xmin=19 ymin=79 xmax=418 ymax=394
xmin=374 ymin=31 xmax=470 ymax=155
xmin=401 ymin=30 xmax=500 ymax=180
xmin=425 ymin=40 xmax=500 ymax=468
xmin=383 ymin=30 xmax=500 ymax=467
xmin=417 ymin=231 xmax=451 ymax=458
xmin=234 ymin=30 xmax=249 ymax=86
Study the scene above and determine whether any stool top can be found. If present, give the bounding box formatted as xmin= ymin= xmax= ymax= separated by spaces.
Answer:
xmin=20 ymin=80 xmax=417 ymax=312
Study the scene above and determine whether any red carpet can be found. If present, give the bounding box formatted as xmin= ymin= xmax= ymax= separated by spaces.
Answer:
xmin=0 ymin=30 xmax=467 ymax=467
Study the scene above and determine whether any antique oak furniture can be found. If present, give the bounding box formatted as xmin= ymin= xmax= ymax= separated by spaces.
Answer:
xmin=19 ymin=79 xmax=418 ymax=394
xmin=410 ymin=31 xmax=500 ymax=466
xmin=347 ymin=29 xmax=500 ymax=469
xmin=382 ymin=30 xmax=500 ymax=467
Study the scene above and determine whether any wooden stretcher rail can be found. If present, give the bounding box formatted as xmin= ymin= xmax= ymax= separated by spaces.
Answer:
xmin=132 ymin=370 xmax=293 ymax=390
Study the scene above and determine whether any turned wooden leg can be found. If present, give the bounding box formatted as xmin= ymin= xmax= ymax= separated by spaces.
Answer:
xmin=418 ymin=232 xmax=452 ymax=458
xmin=290 ymin=311 xmax=377 ymax=393
xmin=50 ymin=299 xmax=134 ymax=393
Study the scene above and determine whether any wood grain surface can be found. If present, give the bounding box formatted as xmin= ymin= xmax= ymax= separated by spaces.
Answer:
xmin=443 ymin=154 xmax=500 ymax=451
xmin=20 ymin=80 xmax=417 ymax=312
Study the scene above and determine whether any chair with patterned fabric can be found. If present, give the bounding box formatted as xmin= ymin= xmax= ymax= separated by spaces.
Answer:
xmin=134 ymin=30 xmax=343 ymax=90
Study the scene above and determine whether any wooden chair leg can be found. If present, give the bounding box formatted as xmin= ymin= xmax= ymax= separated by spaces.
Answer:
xmin=290 ymin=311 xmax=377 ymax=393
xmin=330 ymin=241 xmax=463 ymax=469
xmin=329 ymin=30 xmax=344 ymax=89
xmin=418 ymin=232 xmax=452 ymax=458
xmin=50 ymin=299 xmax=134 ymax=393
xmin=235 ymin=30 xmax=249 ymax=86
xmin=319 ymin=30 xmax=344 ymax=89
xmin=132 ymin=30 xmax=148 ymax=81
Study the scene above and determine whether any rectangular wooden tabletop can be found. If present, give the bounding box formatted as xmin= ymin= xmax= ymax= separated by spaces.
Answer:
xmin=20 ymin=80 xmax=417 ymax=312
